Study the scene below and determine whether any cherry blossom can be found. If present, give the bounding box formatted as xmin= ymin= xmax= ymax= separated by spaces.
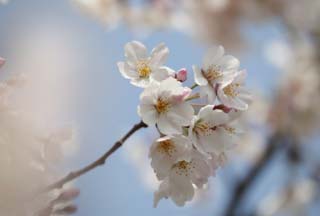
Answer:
xmin=217 ymin=70 xmax=251 ymax=110
xmin=138 ymin=77 xmax=194 ymax=135
xmin=149 ymin=135 xmax=192 ymax=180
xmin=118 ymin=41 xmax=173 ymax=88
xmin=153 ymin=149 xmax=213 ymax=207
xmin=193 ymin=45 xmax=239 ymax=103
xmin=189 ymin=105 xmax=239 ymax=155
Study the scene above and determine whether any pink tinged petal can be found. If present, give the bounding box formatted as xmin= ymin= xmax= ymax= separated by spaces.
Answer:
xmin=151 ymin=66 xmax=174 ymax=82
xmin=124 ymin=41 xmax=147 ymax=63
xmin=203 ymin=45 xmax=225 ymax=70
xmin=117 ymin=61 xmax=138 ymax=79
xmin=0 ymin=57 xmax=5 ymax=68
xmin=138 ymin=104 xmax=158 ymax=125
xmin=193 ymin=65 xmax=208 ymax=86
xmin=171 ymin=87 xmax=192 ymax=103
xmin=150 ymin=42 xmax=169 ymax=68
xmin=176 ymin=68 xmax=187 ymax=82
xmin=157 ymin=114 xmax=182 ymax=135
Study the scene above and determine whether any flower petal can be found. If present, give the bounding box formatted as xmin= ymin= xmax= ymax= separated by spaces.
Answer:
xmin=125 ymin=41 xmax=147 ymax=63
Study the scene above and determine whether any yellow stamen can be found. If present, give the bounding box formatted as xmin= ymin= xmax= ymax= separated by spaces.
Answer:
xmin=204 ymin=65 xmax=222 ymax=81
xmin=157 ymin=140 xmax=176 ymax=156
xmin=223 ymin=83 xmax=239 ymax=98
xmin=136 ymin=61 xmax=151 ymax=78
xmin=155 ymin=97 xmax=170 ymax=114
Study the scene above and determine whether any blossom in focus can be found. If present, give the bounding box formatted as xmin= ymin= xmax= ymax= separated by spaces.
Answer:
xmin=118 ymin=41 xmax=173 ymax=88
xmin=217 ymin=70 xmax=251 ymax=110
xmin=149 ymin=135 xmax=192 ymax=180
xmin=189 ymin=105 xmax=238 ymax=155
xmin=153 ymin=149 xmax=213 ymax=207
xmin=193 ymin=45 xmax=239 ymax=103
xmin=138 ymin=77 xmax=194 ymax=135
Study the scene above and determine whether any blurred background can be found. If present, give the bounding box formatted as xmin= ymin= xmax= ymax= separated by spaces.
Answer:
xmin=0 ymin=0 xmax=319 ymax=215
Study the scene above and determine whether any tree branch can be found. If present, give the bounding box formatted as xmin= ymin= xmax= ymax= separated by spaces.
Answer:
xmin=43 ymin=120 xmax=148 ymax=193
xmin=224 ymin=133 xmax=285 ymax=216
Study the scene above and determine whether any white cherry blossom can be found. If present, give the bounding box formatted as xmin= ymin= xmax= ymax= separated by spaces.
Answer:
xmin=149 ymin=135 xmax=192 ymax=180
xmin=118 ymin=41 xmax=174 ymax=88
xmin=193 ymin=45 xmax=239 ymax=103
xmin=153 ymin=149 xmax=213 ymax=207
xmin=138 ymin=77 xmax=194 ymax=135
xmin=217 ymin=70 xmax=251 ymax=110
xmin=189 ymin=105 xmax=239 ymax=155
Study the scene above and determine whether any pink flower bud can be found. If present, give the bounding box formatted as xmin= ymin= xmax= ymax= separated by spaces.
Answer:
xmin=175 ymin=68 xmax=187 ymax=82
xmin=0 ymin=57 xmax=5 ymax=68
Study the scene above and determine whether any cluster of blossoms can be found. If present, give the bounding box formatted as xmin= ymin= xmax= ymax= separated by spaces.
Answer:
xmin=0 ymin=58 xmax=78 ymax=216
xmin=117 ymin=41 xmax=251 ymax=206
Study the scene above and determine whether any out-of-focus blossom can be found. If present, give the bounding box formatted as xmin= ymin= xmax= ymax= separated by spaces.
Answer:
xmin=0 ymin=57 xmax=5 ymax=67
xmin=269 ymin=43 xmax=320 ymax=138
xmin=257 ymin=179 xmax=317 ymax=216
xmin=0 ymin=62 xmax=77 ymax=215
xmin=193 ymin=45 xmax=239 ymax=104
xmin=118 ymin=41 xmax=173 ymax=88
xmin=138 ymin=77 xmax=193 ymax=135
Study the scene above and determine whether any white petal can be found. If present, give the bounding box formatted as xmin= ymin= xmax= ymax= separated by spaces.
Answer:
xmin=130 ymin=78 xmax=150 ymax=88
xmin=203 ymin=45 xmax=225 ymax=69
xmin=151 ymin=66 xmax=174 ymax=82
xmin=138 ymin=104 xmax=157 ymax=125
xmin=125 ymin=41 xmax=147 ymax=63
xmin=169 ymin=169 xmax=194 ymax=206
xmin=167 ymin=103 xmax=194 ymax=126
xmin=193 ymin=65 xmax=208 ymax=86
xmin=157 ymin=114 xmax=182 ymax=135
xmin=150 ymin=43 xmax=169 ymax=68
xmin=217 ymin=55 xmax=240 ymax=71
xmin=198 ymin=105 xmax=229 ymax=125
xmin=199 ymin=85 xmax=217 ymax=104
xmin=117 ymin=61 xmax=138 ymax=79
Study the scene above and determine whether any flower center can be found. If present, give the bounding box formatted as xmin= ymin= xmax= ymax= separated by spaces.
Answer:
xmin=223 ymin=126 xmax=236 ymax=134
xmin=173 ymin=160 xmax=192 ymax=176
xmin=194 ymin=120 xmax=210 ymax=135
xmin=157 ymin=140 xmax=176 ymax=156
xmin=203 ymin=65 xmax=222 ymax=82
xmin=136 ymin=61 xmax=151 ymax=78
xmin=155 ymin=97 xmax=170 ymax=114
xmin=223 ymin=83 xmax=239 ymax=98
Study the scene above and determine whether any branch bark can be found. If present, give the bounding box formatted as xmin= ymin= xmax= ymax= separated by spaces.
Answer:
xmin=43 ymin=120 xmax=147 ymax=193
xmin=224 ymin=133 xmax=285 ymax=216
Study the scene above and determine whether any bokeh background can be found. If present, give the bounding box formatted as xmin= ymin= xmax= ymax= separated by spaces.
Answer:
xmin=0 ymin=0 xmax=319 ymax=215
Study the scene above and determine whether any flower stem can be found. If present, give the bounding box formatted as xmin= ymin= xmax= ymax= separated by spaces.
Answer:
xmin=42 ymin=120 xmax=148 ymax=193
xmin=190 ymin=83 xmax=198 ymax=89
xmin=185 ymin=93 xmax=200 ymax=101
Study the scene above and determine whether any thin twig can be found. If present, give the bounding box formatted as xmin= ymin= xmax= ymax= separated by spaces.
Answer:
xmin=224 ymin=133 xmax=285 ymax=216
xmin=43 ymin=120 xmax=148 ymax=193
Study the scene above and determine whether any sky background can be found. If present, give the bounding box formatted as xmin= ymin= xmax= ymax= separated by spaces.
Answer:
xmin=0 ymin=0 xmax=304 ymax=215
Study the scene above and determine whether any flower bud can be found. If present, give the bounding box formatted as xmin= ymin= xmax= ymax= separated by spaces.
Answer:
xmin=175 ymin=68 xmax=187 ymax=82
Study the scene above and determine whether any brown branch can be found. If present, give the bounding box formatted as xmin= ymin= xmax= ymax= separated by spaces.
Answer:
xmin=43 ymin=120 xmax=148 ymax=193
xmin=224 ymin=133 xmax=285 ymax=216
